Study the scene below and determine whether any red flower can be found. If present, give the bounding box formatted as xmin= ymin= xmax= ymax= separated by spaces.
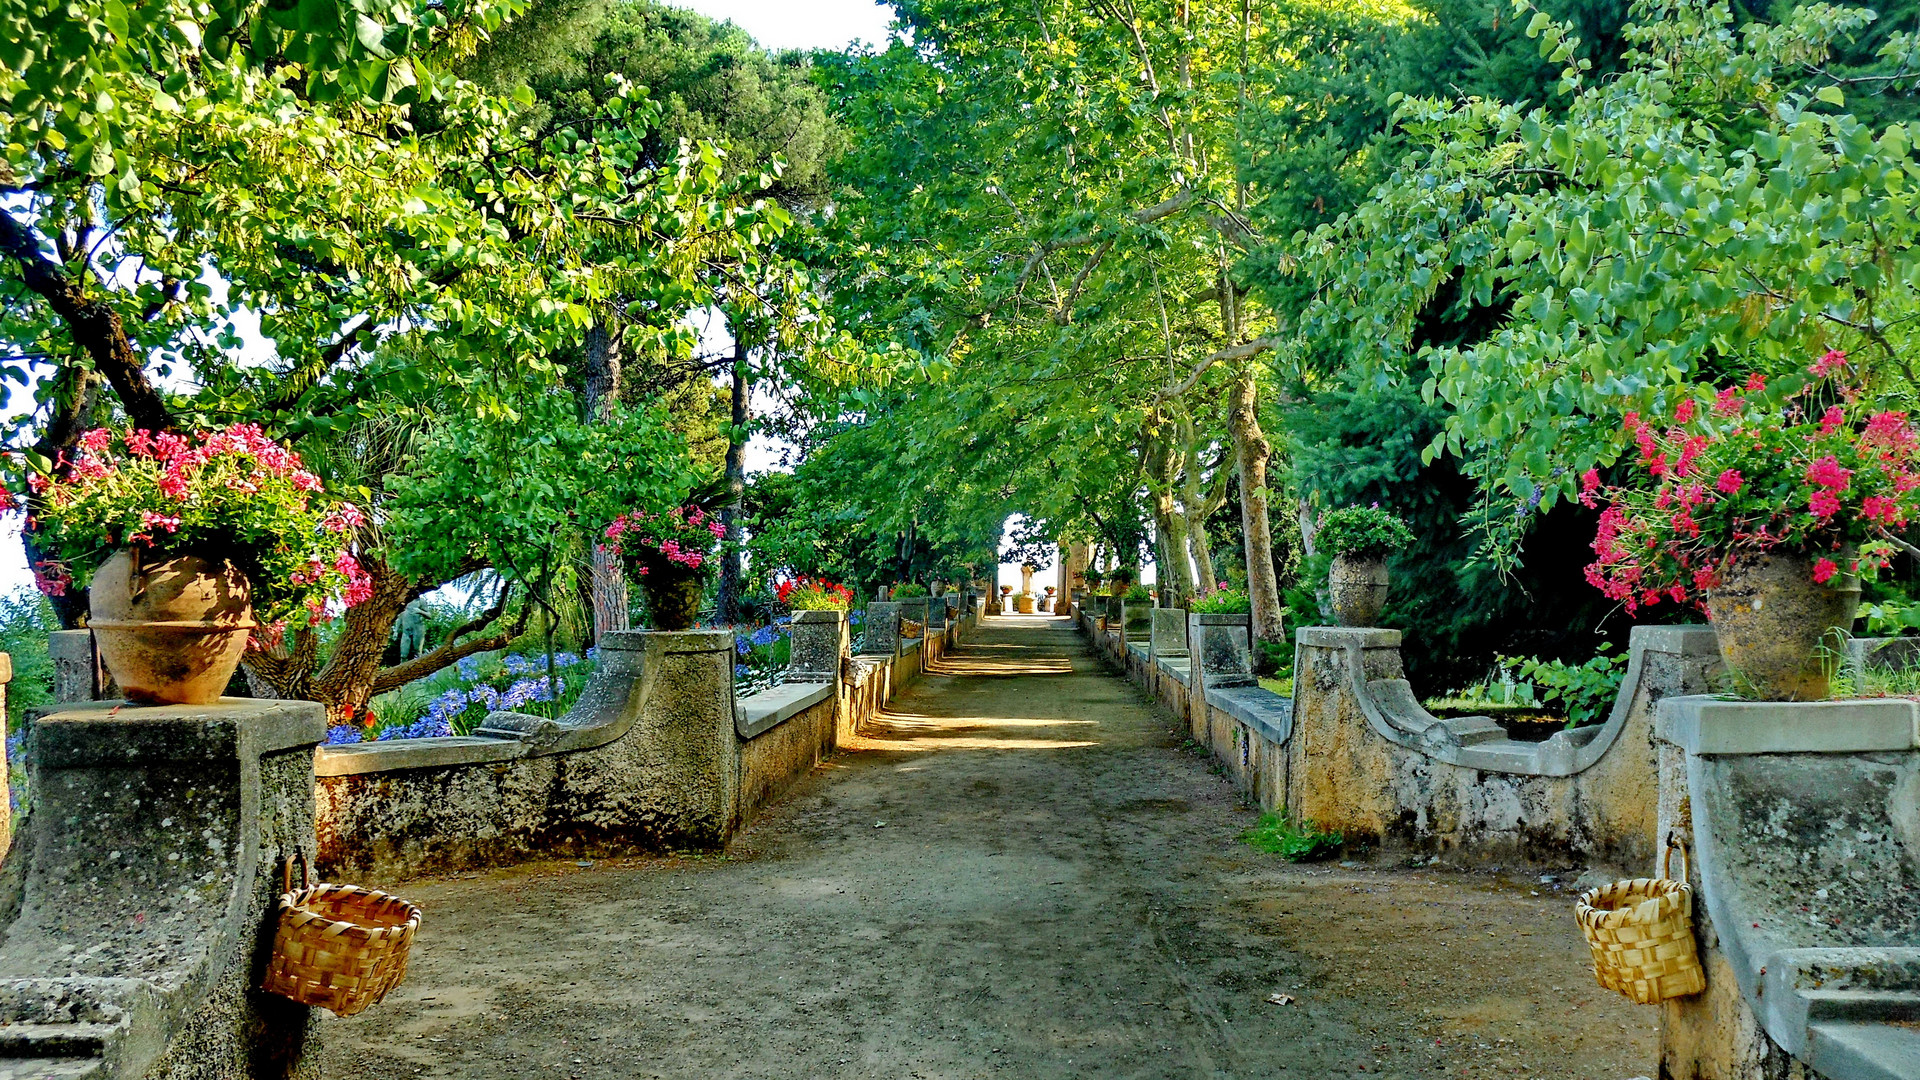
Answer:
xmin=1805 ymin=456 xmax=1852 ymax=491
xmin=1819 ymin=405 xmax=1844 ymax=435
xmin=1808 ymin=490 xmax=1841 ymax=519
xmin=1811 ymin=558 xmax=1839 ymax=584
xmin=1745 ymin=373 xmax=1767 ymax=392
xmin=1674 ymin=398 xmax=1697 ymax=424
xmin=1713 ymin=386 xmax=1741 ymax=417
xmin=1810 ymin=349 xmax=1848 ymax=377
xmin=1715 ymin=469 xmax=1743 ymax=494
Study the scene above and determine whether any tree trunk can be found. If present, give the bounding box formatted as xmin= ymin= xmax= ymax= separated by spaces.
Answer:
xmin=1189 ymin=525 xmax=1218 ymax=597
xmin=1230 ymin=365 xmax=1284 ymax=651
xmin=718 ymin=342 xmax=748 ymax=623
xmin=1146 ymin=428 xmax=1192 ymax=608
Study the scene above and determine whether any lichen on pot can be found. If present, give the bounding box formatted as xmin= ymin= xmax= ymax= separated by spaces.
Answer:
xmin=1705 ymin=551 xmax=1858 ymax=700
xmin=89 ymin=548 xmax=255 ymax=705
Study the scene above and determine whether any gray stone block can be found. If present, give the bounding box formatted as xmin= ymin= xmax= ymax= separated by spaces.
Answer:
xmin=1149 ymin=608 xmax=1188 ymax=659
xmin=864 ymin=602 xmax=903 ymax=657
xmin=1658 ymin=696 xmax=1919 ymax=755
xmin=787 ymin=610 xmax=848 ymax=683
xmin=1188 ymin=613 xmax=1254 ymax=690
xmin=4 ymin=699 xmax=326 ymax=1078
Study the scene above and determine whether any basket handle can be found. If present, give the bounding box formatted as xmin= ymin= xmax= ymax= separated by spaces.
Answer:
xmin=1662 ymin=832 xmax=1691 ymax=885
xmin=281 ymin=852 xmax=310 ymax=895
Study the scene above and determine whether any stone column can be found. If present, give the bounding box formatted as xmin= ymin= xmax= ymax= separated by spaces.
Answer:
xmin=49 ymin=628 xmax=103 ymax=702
xmin=864 ymin=602 xmax=903 ymax=657
xmin=787 ymin=610 xmax=848 ymax=683
xmin=7 ymin=699 xmax=326 ymax=1078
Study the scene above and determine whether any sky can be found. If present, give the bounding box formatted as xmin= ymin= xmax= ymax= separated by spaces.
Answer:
xmin=673 ymin=0 xmax=895 ymax=51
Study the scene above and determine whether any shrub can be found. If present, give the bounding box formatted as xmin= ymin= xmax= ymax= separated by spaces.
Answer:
xmin=1123 ymin=584 xmax=1150 ymax=602
xmin=1241 ymin=813 xmax=1343 ymax=861
xmin=1516 ymin=645 xmax=1627 ymax=727
xmin=1863 ymin=600 xmax=1920 ymax=637
xmin=892 ymin=582 xmax=928 ymax=598
xmin=1191 ymin=589 xmax=1251 ymax=614
xmin=1316 ymin=506 xmax=1415 ymax=560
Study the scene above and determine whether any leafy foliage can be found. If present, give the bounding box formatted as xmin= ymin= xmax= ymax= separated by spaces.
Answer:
xmin=1191 ymin=589 xmax=1252 ymax=614
xmin=1241 ymin=812 xmax=1344 ymax=861
xmin=1315 ymin=506 xmax=1415 ymax=559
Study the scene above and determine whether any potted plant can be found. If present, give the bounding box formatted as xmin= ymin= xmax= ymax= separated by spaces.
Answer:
xmin=1108 ymin=565 xmax=1137 ymax=595
xmin=1083 ymin=566 xmax=1105 ymax=593
xmin=1582 ymin=352 xmax=1917 ymax=699
xmin=602 ymin=505 xmax=724 ymax=630
xmin=23 ymin=426 xmax=373 ymax=704
xmin=1317 ymin=506 xmax=1414 ymax=628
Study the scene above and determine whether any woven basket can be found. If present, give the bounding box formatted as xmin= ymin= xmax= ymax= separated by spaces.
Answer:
xmin=1575 ymin=839 xmax=1706 ymax=1004
xmin=262 ymin=855 xmax=420 ymax=1017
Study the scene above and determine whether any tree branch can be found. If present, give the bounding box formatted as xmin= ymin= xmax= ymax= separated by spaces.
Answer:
xmin=368 ymin=584 xmax=529 ymax=694
xmin=1155 ymin=336 xmax=1279 ymax=403
xmin=2 ymin=207 xmax=177 ymax=432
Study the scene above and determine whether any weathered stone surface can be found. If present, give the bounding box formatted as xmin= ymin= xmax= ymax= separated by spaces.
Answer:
xmin=316 ymin=631 xmax=737 ymax=877
xmin=1188 ymin=613 xmax=1254 ymax=691
xmin=787 ymin=610 xmax=847 ymax=683
xmin=1658 ymin=696 xmax=1918 ymax=755
xmin=1659 ymin=700 xmax=1920 ymax=1080
xmin=863 ymin=603 xmax=903 ymax=658
xmin=0 ymin=699 xmax=325 ymax=1080
xmin=1148 ymin=608 xmax=1187 ymax=660
xmin=48 ymin=630 xmax=99 ymax=704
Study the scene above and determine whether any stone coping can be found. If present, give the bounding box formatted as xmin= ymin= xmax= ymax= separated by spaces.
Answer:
xmin=1153 ymin=656 xmax=1189 ymax=687
xmin=34 ymin=698 xmax=326 ymax=766
xmin=736 ymin=681 xmax=834 ymax=739
xmin=1684 ymin=748 xmax=1920 ymax=1079
xmin=902 ymin=637 xmax=923 ymax=653
xmin=1308 ymin=623 xmax=1715 ymax=777
xmin=1657 ymin=696 xmax=1920 ymax=755
xmin=1208 ymin=685 xmax=1293 ymax=746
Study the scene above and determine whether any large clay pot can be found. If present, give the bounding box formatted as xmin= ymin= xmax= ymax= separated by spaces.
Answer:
xmin=1706 ymin=551 xmax=1859 ymax=700
xmin=639 ymin=559 xmax=707 ymax=630
xmin=1016 ymin=593 xmax=1035 ymax=614
xmin=1328 ymin=554 xmax=1390 ymax=628
xmin=88 ymin=548 xmax=254 ymax=705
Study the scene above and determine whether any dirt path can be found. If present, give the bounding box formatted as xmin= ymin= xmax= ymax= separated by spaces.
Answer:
xmin=314 ymin=615 xmax=1656 ymax=1079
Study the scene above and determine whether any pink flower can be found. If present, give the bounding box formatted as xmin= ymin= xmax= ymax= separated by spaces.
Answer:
xmin=78 ymin=429 xmax=113 ymax=455
xmin=1862 ymin=495 xmax=1906 ymax=526
xmin=1808 ymin=490 xmax=1842 ymax=519
xmin=1806 ymin=456 xmax=1852 ymax=491
xmin=1713 ymin=386 xmax=1741 ymax=417
xmin=1622 ymin=411 xmax=1643 ymax=433
xmin=1745 ymin=373 xmax=1767 ymax=392
xmin=1819 ymin=405 xmax=1845 ymax=434
xmin=1810 ymin=349 xmax=1848 ymax=377
xmin=1715 ymin=469 xmax=1743 ymax=494
xmin=1811 ymin=558 xmax=1839 ymax=584
xmin=157 ymin=471 xmax=190 ymax=499
xmin=1674 ymin=398 xmax=1697 ymax=424
xmin=139 ymin=510 xmax=181 ymax=534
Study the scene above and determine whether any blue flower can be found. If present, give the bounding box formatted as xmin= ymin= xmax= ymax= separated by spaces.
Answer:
xmin=325 ymin=725 xmax=364 ymax=745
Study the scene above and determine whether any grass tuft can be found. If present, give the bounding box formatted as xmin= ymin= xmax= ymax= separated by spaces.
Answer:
xmin=1240 ymin=812 xmax=1343 ymax=862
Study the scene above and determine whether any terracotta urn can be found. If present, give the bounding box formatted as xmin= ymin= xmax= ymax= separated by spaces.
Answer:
xmin=1328 ymin=555 xmax=1390 ymax=628
xmin=88 ymin=549 xmax=254 ymax=705
xmin=1706 ymin=551 xmax=1859 ymax=700
xmin=639 ymin=559 xmax=707 ymax=631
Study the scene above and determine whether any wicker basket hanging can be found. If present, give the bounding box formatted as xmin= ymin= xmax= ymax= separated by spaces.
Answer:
xmin=1575 ymin=836 xmax=1706 ymax=1005
xmin=262 ymin=854 xmax=421 ymax=1017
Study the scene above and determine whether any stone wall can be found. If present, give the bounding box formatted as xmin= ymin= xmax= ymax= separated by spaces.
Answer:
xmin=313 ymin=608 xmax=946 ymax=882
xmin=1076 ymin=603 xmax=1720 ymax=872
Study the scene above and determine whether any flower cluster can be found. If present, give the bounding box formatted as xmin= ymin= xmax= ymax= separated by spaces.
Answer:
xmin=1583 ymin=352 xmax=1920 ymax=612
xmin=325 ymin=649 xmax=595 ymax=744
xmin=18 ymin=425 xmax=372 ymax=628
xmin=775 ymin=577 xmax=853 ymax=612
xmin=601 ymin=505 xmax=725 ymax=576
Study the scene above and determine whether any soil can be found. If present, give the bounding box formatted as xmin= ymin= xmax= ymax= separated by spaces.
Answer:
xmin=313 ymin=616 xmax=1657 ymax=1079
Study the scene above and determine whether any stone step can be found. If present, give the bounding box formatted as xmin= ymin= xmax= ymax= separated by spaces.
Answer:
xmin=0 ymin=1059 xmax=104 ymax=1079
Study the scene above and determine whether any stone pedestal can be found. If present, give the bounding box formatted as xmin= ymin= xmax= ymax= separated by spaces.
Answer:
xmin=1655 ymin=696 xmax=1920 ymax=1080
xmin=1187 ymin=613 xmax=1255 ymax=691
xmin=1121 ymin=600 xmax=1152 ymax=636
xmin=788 ymin=610 xmax=848 ymax=682
xmin=1104 ymin=594 xmax=1123 ymax=627
xmin=863 ymin=602 xmax=903 ymax=657
xmin=2 ymin=699 xmax=326 ymax=1079
xmin=1150 ymin=608 xmax=1188 ymax=661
